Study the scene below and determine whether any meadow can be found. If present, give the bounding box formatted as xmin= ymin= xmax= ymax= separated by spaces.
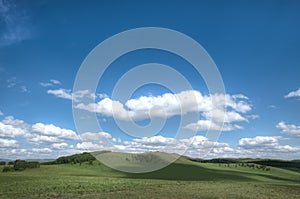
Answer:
xmin=0 ymin=153 xmax=300 ymax=199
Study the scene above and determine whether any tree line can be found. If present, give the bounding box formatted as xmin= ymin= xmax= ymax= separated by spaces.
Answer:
xmin=2 ymin=160 xmax=40 ymax=172
xmin=43 ymin=152 xmax=96 ymax=165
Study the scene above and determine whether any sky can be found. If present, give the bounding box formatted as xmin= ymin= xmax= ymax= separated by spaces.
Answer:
xmin=0 ymin=0 xmax=300 ymax=160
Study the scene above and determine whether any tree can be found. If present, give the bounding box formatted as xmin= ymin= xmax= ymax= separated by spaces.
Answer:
xmin=14 ymin=160 xmax=27 ymax=171
xmin=0 ymin=161 xmax=6 ymax=165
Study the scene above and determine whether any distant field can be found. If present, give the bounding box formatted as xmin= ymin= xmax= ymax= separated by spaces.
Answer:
xmin=1 ymin=156 xmax=300 ymax=199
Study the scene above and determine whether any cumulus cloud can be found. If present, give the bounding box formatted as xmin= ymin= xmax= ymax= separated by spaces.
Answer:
xmin=32 ymin=148 xmax=52 ymax=153
xmin=238 ymin=136 xmax=297 ymax=153
xmin=184 ymin=120 xmax=243 ymax=132
xmin=1 ymin=118 xmax=299 ymax=159
xmin=285 ymin=88 xmax=300 ymax=99
xmin=0 ymin=116 xmax=29 ymax=138
xmin=52 ymin=143 xmax=73 ymax=150
xmin=0 ymin=110 xmax=3 ymax=116
xmin=114 ymin=135 xmax=234 ymax=158
xmin=80 ymin=131 xmax=112 ymax=141
xmin=74 ymin=132 xmax=234 ymax=157
xmin=0 ymin=122 xmax=27 ymax=138
xmin=28 ymin=135 xmax=63 ymax=144
xmin=75 ymin=90 xmax=252 ymax=123
xmin=32 ymin=123 xmax=79 ymax=141
xmin=276 ymin=122 xmax=300 ymax=138
xmin=239 ymin=136 xmax=278 ymax=149
xmin=74 ymin=90 xmax=253 ymax=132
xmin=0 ymin=116 xmax=79 ymax=147
xmin=76 ymin=142 xmax=111 ymax=151
xmin=202 ymin=109 xmax=247 ymax=123
xmin=0 ymin=138 xmax=18 ymax=148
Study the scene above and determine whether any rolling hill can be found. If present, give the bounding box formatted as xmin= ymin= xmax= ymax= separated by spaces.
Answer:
xmin=1 ymin=152 xmax=300 ymax=198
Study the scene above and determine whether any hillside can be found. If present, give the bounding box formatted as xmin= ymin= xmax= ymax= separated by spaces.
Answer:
xmin=1 ymin=152 xmax=300 ymax=198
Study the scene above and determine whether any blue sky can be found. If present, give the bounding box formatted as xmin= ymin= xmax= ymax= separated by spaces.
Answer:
xmin=0 ymin=0 xmax=300 ymax=160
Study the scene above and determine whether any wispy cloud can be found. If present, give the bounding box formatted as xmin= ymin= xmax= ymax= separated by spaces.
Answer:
xmin=6 ymin=77 xmax=29 ymax=93
xmin=0 ymin=0 xmax=33 ymax=46
xmin=47 ymin=88 xmax=97 ymax=102
xmin=268 ymin=105 xmax=277 ymax=109
xmin=47 ymin=88 xmax=72 ymax=100
xmin=40 ymin=79 xmax=62 ymax=87
xmin=7 ymin=77 xmax=17 ymax=88
xmin=20 ymin=85 xmax=28 ymax=93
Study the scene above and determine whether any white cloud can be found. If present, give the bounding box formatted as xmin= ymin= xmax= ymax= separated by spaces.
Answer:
xmin=0 ymin=122 xmax=26 ymax=138
xmin=50 ymin=79 xmax=61 ymax=85
xmin=80 ymin=131 xmax=112 ymax=141
xmin=72 ymin=90 xmax=96 ymax=101
xmin=20 ymin=85 xmax=28 ymax=93
xmin=109 ymin=134 xmax=300 ymax=159
xmin=0 ymin=116 xmax=28 ymax=138
xmin=40 ymin=82 xmax=52 ymax=87
xmin=0 ymin=138 xmax=18 ymax=148
xmin=276 ymin=122 xmax=300 ymax=138
xmin=52 ymin=143 xmax=73 ymax=150
xmin=118 ymin=135 xmax=234 ymax=157
xmin=285 ymin=88 xmax=300 ymax=99
xmin=32 ymin=148 xmax=52 ymax=153
xmin=40 ymin=79 xmax=61 ymax=87
xmin=239 ymin=136 xmax=278 ymax=148
xmin=184 ymin=120 xmax=243 ymax=132
xmin=238 ymin=136 xmax=297 ymax=153
xmin=2 ymin=116 xmax=28 ymax=128
xmin=0 ymin=110 xmax=3 ymax=116
xmin=32 ymin=123 xmax=79 ymax=141
xmin=112 ymin=137 xmax=122 ymax=143
xmin=28 ymin=135 xmax=63 ymax=144
xmin=246 ymin=114 xmax=260 ymax=120
xmin=47 ymin=89 xmax=72 ymax=100
xmin=268 ymin=105 xmax=277 ymax=109
xmin=47 ymin=89 xmax=96 ymax=102
xmin=232 ymin=94 xmax=249 ymax=100
xmin=76 ymin=142 xmax=110 ymax=151
xmin=0 ymin=116 xmax=81 ymax=146
xmin=75 ymin=90 xmax=252 ymax=123
xmin=98 ymin=93 xmax=109 ymax=99
xmin=202 ymin=109 xmax=247 ymax=123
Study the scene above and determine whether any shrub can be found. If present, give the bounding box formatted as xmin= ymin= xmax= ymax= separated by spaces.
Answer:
xmin=26 ymin=161 xmax=40 ymax=168
xmin=2 ymin=166 xmax=13 ymax=172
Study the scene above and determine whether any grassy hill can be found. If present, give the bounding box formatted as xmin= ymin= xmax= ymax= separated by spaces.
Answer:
xmin=1 ymin=152 xmax=300 ymax=198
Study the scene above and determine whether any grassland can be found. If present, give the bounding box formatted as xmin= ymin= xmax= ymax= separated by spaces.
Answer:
xmin=0 ymin=154 xmax=300 ymax=199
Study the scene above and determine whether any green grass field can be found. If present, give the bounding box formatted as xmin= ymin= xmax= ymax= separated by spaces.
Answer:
xmin=1 ymin=154 xmax=300 ymax=199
